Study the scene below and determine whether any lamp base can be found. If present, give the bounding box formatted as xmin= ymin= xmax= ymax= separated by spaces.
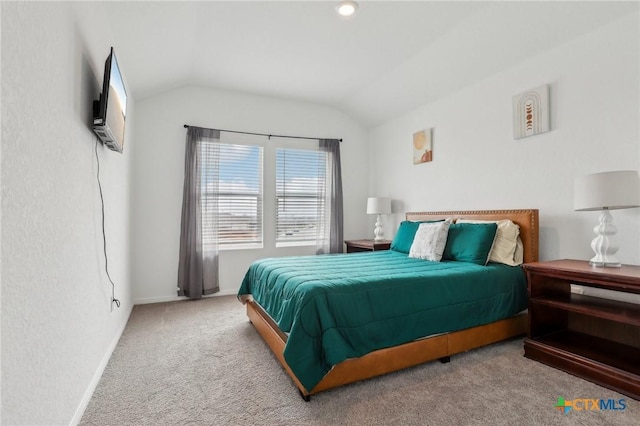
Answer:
xmin=589 ymin=209 xmax=621 ymax=268
xmin=589 ymin=259 xmax=621 ymax=268
xmin=373 ymin=214 xmax=385 ymax=241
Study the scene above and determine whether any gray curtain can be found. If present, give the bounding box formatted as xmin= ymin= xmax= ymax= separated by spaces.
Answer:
xmin=177 ymin=126 xmax=220 ymax=299
xmin=316 ymin=139 xmax=344 ymax=254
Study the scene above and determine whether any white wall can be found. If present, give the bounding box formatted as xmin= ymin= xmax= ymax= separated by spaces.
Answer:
xmin=132 ymin=86 xmax=368 ymax=303
xmin=1 ymin=3 xmax=133 ymax=425
xmin=369 ymin=13 xmax=640 ymax=266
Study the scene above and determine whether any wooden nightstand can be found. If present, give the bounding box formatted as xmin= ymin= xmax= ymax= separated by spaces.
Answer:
xmin=344 ymin=239 xmax=391 ymax=253
xmin=523 ymin=259 xmax=640 ymax=400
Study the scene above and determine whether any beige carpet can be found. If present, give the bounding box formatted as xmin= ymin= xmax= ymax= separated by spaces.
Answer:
xmin=81 ymin=296 xmax=638 ymax=425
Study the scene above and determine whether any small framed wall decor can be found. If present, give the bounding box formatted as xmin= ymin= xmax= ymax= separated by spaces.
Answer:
xmin=413 ymin=128 xmax=433 ymax=164
xmin=512 ymin=85 xmax=550 ymax=139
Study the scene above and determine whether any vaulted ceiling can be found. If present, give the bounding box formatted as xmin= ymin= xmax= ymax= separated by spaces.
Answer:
xmin=102 ymin=1 xmax=638 ymax=127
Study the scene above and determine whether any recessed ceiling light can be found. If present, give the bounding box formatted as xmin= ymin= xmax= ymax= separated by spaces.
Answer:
xmin=336 ymin=0 xmax=358 ymax=17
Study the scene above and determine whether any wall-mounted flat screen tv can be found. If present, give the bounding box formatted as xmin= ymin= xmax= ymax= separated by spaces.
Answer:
xmin=93 ymin=47 xmax=127 ymax=153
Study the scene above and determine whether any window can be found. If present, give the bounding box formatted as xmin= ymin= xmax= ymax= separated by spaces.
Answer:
xmin=201 ymin=142 xmax=263 ymax=249
xmin=276 ymin=148 xmax=328 ymax=245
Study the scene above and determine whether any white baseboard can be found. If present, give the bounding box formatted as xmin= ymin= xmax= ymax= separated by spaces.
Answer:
xmin=69 ymin=303 xmax=134 ymax=426
xmin=133 ymin=289 xmax=237 ymax=305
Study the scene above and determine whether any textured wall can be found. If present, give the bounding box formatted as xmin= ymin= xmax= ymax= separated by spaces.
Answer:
xmin=369 ymin=13 xmax=640 ymax=265
xmin=1 ymin=3 xmax=133 ymax=424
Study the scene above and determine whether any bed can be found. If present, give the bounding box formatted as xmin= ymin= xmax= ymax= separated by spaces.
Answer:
xmin=238 ymin=209 xmax=539 ymax=400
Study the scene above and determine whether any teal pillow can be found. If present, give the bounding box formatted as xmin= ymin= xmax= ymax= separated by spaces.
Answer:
xmin=442 ymin=223 xmax=498 ymax=265
xmin=391 ymin=220 xmax=443 ymax=254
xmin=391 ymin=221 xmax=421 ymax=253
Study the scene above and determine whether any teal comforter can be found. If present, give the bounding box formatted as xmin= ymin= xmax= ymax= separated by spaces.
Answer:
xmin=238 ymin=250 xmax=527 ymax=391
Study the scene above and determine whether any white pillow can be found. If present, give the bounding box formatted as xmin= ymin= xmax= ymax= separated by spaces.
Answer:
xmin=457 ymin=219 xmax=521 ymax=266
xmin=408 ymin=221 xmax=451 ymax=261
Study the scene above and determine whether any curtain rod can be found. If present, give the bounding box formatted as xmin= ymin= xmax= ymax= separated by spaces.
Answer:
xmin=183 ymin=124 xmax=342 ymax=142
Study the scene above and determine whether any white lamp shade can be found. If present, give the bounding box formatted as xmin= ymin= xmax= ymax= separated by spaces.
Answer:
xmin=574 ymin=170 xmax=640 ymax=211
xmin=367 ymin=197 xmax=391 ymax=215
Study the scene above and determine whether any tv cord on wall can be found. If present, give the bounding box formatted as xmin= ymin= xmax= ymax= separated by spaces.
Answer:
xmin=95 ymin=138 xmax=121 ymax=311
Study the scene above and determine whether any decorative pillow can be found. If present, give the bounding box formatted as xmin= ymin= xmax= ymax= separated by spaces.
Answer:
xmin=408 ymin=222 xmax=451 ymax=261
xmin=514 ymin=236 xmax=524 ymax=265
xmin=457 ymin=219 xmax=522 ymax=266
xmin=390 ymin=219 xmax=445 ymax=254
xmin=391 ymin=221 xmax=421 ymax=254
xmin=442 ymin=223 xmax=498 ymax=265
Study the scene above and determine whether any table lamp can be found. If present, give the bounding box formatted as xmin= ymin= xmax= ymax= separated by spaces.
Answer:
xmin=574 ymin=170 xmax=640 ymax=267
xmin=367 ymin=197 xmax=391 ymax=241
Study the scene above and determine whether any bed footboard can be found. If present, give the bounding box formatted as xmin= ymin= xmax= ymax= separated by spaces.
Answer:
xmin=247 ymin=300 xmax=527 ymax=400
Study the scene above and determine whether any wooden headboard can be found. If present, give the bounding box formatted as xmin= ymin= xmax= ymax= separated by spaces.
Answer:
xmin=405 ymin=209 xmax=539 ymax=263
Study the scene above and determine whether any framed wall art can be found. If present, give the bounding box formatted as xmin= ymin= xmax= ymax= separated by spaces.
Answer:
xmin=413 ymin=128 xmax=433 ymax=164
xmin=513 ymin=85 xmax=550 ymax=139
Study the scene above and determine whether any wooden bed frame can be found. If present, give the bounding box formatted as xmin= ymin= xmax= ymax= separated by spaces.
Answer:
xmin=245 ymin=209 xmax=539 ymax=400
